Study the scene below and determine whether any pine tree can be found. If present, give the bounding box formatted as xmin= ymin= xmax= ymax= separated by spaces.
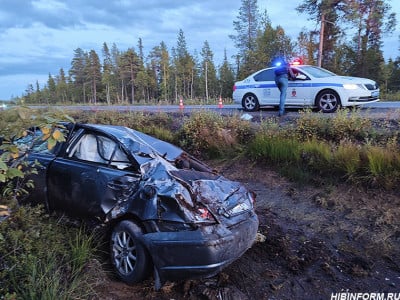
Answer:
xmin=85 ymin=50 xmax=102 ymax=104
xmin=199 ymin=41 xmax=218 ymax=102
xmin=56 ymin=68 xmax=68 ymax=103
xmin=120 ymin=48 xmax=140 ymax=104
xmin=174 ymin=29 xmax=196 ymax=101
xmin=69 ymin=48 xmax=87 ymax=103
xmin=102 ymin=42 xmax=113 ymax=105
xmin=218 ymin=50 xmax=235 ymax=99
xmin=230 ymin=0 xmax=261 ymax=77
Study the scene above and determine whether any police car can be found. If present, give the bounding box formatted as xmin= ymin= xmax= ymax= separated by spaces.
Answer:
xmin=232 ymin=64 xmax=379 ymax=113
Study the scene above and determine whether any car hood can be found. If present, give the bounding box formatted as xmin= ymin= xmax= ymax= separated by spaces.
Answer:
xmin=135 ymin=156 xmax=254 ymax=223
xmin=169 ymin=170 xmax=253 ymax=222
xmin=311 ymin=75 xmax=377 ymax=85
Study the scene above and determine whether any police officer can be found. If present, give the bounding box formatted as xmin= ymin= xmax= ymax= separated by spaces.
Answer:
xmin=274 ymin=54 xmax=295 ymax=117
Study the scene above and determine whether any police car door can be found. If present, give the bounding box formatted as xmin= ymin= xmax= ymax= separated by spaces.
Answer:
xmin=286 ymin=68 xmax=313 ymax=106
xmin=253 ymin=69 xmax=280 ymax=104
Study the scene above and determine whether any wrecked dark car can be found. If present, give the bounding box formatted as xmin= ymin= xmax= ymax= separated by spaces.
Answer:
xmin=15 ymin=123 xmax=259 ymax=288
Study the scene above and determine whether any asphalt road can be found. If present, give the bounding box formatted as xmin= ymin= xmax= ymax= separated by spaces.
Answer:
xmin=26 ymin=101 xmax=400 ymax=119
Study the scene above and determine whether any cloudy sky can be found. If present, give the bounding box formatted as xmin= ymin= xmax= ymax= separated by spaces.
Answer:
xmin=0 ymin=0 xmax=399 ymax=101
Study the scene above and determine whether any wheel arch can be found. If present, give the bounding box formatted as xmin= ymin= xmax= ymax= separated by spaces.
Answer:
xmin=106 ymin=213 xmax=148 ymax=237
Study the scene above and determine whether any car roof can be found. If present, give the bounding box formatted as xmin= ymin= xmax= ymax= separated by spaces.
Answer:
xmin=71 ymin=123 xmax=183 ymax=161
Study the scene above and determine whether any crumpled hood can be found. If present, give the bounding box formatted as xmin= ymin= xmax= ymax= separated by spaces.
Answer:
xmin=169 ymin=169 xmax=252 ymax=216
xmin=140 ymin=156 xmax=252 ymax=217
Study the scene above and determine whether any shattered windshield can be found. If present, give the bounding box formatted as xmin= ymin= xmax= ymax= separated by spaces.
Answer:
xmin=121 ymin=128 xmax=183 ymax=161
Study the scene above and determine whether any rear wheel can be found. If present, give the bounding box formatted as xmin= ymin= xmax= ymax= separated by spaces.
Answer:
xmin=315 ymin=90 xmax=340 ymax=113
xmin=242 ymin=93 xmax=260 ymax=112
xmin=110 ymin=220 xmax=151 ymax=284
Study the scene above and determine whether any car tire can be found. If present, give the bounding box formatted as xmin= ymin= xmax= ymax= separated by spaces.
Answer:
xmin=110 ymin=220 xmax=151 ymax=284
xmin=242 ymin=93 xmax=260 ymax=112
xmin=315 ymin=90 xmax=340 ymax=113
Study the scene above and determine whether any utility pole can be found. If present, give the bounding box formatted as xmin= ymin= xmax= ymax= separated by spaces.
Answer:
xmin=318 ymin=13 xmax=325 ymax=67
xmin=318 ymin=13 xmax=335 ymax=68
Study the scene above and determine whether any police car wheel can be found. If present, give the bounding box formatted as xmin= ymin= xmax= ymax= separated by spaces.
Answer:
xmin=316 ymin=90 xmax=340 ymax=113
xmin=242 ymin=93 xmax=260 ymax=112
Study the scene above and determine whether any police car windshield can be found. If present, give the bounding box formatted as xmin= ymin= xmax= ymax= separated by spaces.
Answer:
xmin=300 ymin=66 xmax=336 ymax=78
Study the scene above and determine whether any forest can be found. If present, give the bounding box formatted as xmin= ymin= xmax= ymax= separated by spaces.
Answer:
xmin=16 ymin=0 xmax=400 ymax=105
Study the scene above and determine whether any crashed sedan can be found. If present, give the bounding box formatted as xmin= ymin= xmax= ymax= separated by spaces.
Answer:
xmin=16 ymin=123 xmax=259 ymax=288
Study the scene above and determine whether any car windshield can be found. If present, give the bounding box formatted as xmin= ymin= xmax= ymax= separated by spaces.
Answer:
xmin=300 ymin=66 xmax=336 ymax=78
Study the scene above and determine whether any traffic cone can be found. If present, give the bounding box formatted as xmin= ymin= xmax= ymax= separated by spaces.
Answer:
xmin=218 ymin=96 xmax=223 ymax=108
xmin=179 ymin=97 xmax=184 ymax=110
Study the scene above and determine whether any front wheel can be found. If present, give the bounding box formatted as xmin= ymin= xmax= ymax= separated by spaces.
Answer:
xmin=242 ymin=93 xmax=260 ymax=112
xmin=110 ymin=220 xmax=151 ymax=284
xmin=315 ymin=90 xmax=340 ymax=113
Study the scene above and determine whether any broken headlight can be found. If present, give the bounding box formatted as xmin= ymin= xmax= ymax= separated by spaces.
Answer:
xmin=194 ymin=206 xmax=215 ymax=223
xmin=221 ymin=192 xmax=255 ymax=218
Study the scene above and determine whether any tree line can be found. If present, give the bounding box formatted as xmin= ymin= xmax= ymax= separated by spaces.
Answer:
xmin=18 ymin=0 xmax=400 ymax=105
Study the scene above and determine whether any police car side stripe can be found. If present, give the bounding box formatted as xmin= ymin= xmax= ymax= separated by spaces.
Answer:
xmin=235 ymin=82 xmax=343 ymax=89
xmin=311 ymin=83 xmax=343 ymax=87
xmin=235 ymin=84 xmax=276 ymax=89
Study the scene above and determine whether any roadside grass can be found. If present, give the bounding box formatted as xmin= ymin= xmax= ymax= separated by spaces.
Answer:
xmin=0 ymin=205 xmax=101 ymax=299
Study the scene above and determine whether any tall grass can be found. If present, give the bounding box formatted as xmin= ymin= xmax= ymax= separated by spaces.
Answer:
xmin=333 ymin=141 xmax=362 ymax=179
xmin=248 ymin=134 xmax=301 ymax=163
xmin=363 ymin=145 xmax=400 ymax=189
xmin=0 ymin=206 xmax=99 ymax=299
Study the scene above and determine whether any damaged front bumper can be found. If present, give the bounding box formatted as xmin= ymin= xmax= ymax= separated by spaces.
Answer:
xmin=142 ymin=213 xmax=259 ymax=286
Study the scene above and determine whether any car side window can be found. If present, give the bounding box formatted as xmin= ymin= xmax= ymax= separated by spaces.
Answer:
xmin=291 ymin=68 xmax=309 ymax=80
xmin=254 ymin=69 xmax=275 ymax=82
xmin=69 ymin=134 xmax=131 ymax=169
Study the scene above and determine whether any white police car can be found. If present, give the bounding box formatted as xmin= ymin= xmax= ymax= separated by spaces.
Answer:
xmin=233 ymin=64 xmax=379 ymax=113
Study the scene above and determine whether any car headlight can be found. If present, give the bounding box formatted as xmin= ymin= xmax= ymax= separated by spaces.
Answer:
xmin=343 ymin=83 xmax=360 ymax=90
xmin=222 ymin=192 xmax=255 ymax=217
xmin=225 ymin=201 xmax=252 ymax=216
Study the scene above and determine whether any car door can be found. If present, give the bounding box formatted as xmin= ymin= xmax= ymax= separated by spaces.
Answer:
xmin=286 ymin=68 xmax=313 ymax=105
xmin=13 ymin=128 xmax=59 ymax=207
xmin=253 ymin=69 xmax=280 ymax=104
xmin=46 ymin=130 xmax=141 ymax=220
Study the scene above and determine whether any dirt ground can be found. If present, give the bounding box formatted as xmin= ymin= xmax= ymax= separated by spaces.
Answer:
xmin=93 ymin=158 xmax=400 ymax=300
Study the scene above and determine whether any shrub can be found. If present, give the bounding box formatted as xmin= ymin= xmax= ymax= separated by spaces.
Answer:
xmin=327 ymin=108 xmax=372 ymax=143
xmin=295 ymin=109 xmax=329 ymax=141
xmin=178 ymin=111 xmax=246 ymax=158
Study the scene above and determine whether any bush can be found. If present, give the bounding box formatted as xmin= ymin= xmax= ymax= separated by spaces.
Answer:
xmin=178 ymin=111 xmax=251 ymax=159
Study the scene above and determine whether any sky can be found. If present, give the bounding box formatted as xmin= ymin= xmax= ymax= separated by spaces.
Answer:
xmin=0 ymin=0 xmax=399 ymax=101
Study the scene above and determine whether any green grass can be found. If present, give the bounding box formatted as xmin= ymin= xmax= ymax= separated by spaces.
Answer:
xmin=0 ymin=206 xmax=100 ymax=299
